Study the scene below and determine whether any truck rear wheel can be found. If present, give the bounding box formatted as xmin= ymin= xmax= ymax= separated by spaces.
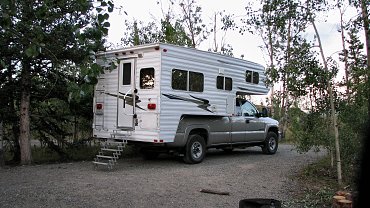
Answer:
xmin=262 ymin=132 xmax=278 ymax=154
xmin=183 ymin=134 xmax=206 ymax=164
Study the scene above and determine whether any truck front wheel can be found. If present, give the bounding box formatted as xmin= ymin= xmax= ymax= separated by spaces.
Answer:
xmin=262 ymin=132 xmax=278 ymax=154
xmin=183 ymin=134 xmax=206 ymax=164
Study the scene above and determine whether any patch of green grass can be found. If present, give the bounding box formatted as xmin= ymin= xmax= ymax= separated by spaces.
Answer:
xmin=32 ymin=145 xmax=100 ymax=164
xmin=284 ymin=156 xmax=354 ymax=208
xmin=65 ymin=145 xmax=101 ymax=161
xmin=32 ymin=147 xmax=61 ymax=164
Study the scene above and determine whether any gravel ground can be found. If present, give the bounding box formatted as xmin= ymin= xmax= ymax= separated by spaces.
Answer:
xmin=0 ymin=144 xmax=325 ymax=208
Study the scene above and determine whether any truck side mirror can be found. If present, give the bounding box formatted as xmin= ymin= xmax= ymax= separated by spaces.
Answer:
xmin=261 ymin=107 xmax=268 ymax=117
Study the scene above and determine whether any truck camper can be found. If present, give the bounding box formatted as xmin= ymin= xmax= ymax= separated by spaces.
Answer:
xmin=92 ymin=43 xmax=280 ymax=168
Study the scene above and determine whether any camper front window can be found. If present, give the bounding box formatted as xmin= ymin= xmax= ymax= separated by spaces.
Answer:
xmin=216 ymin=76 xmax=223 ymax=89
xmin=253 ymin=72 xmax=259 ymax=84
xmin=245 ymin=70 xmax=252 ymax=83
xmin=245 ymin=70 xmax=260 ymax=84
xmin=140 ymin=68 xmax=155 ymax=89
xmin=225 ymin=77 xmax=232 ymax=91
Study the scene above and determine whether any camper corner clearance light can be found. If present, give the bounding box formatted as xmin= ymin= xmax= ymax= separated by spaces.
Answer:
xmin=163 ymin=49 xmax=167 ymax=52
xmin=96 ymin=103 xmax=103 ymax=110
xmin=147 ymin=103 xmax=156 ymax=110
xmin=154 ymin=46 xmax=160 ymax=50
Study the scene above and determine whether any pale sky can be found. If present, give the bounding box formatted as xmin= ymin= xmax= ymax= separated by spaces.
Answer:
xmin=106 ymin=0 xmax=362 ymax=104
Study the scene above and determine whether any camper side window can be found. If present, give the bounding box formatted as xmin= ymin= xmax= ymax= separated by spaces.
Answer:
xmin=140 ymin=68 xmax=155 ymax=89
xmin=253 ymin=72 xmax=259 ymax=84
xmin=189 ymin=72 xmax=204 ymax=92
xmin=216 ymin=76 xmax=232 ymax=91
xmin=225 ymin=77 xmax=232 ymax=90
xmin=172 ymin=69 xmax=204 ymax=92
xmin=216 ymin=76 xmax=223 ymax=89
xmin=245 ymin=70 xmax=259 ymax=84
xmin=172 ymin=69 xmax=187 ymax=90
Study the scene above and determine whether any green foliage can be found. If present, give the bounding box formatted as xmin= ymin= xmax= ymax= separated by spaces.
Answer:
xmin=0 ymin=0 xmax=114 ymax=163
xmin=121 ymin=18 xmax=192 ymax=47
xmin=287 ymin=101 xmax=367 ymax=184
xmin=337 ymin=102 xmax=367 ymax=180
xmin=32 ymin=145 xmax=100 ymax=164
xmin=120 ymin=0 xmax=212 ymax=48
xmin=284 ymin=157 xmax=338 ymax=208
xmin=160 ymin=19 xmax=193 ymax=46
xmin=289 ymin=109 xmax=332 ymax=153
xmin=178 ymin=0 xmax=209 ymax=47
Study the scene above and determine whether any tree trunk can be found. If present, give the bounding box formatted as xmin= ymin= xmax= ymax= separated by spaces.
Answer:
xmin=281 ymin=18 xmax=292 ymax=137
xmin=0 ymin=121 xmax=4 ymax=167
xmin=267 ymin=23 xmax=275 ymax=117
xmin=339 ymin=6 xmax=350 ymax=101
xmin=360 ymin=0 xmax=370 ymax=119
xmin=213 ymin=13 xmax=218 ymax=52
xmin=312 ymin=19 xmax=342 ymax=185
xmin=19 ymin=61 xmax=32 ymax=165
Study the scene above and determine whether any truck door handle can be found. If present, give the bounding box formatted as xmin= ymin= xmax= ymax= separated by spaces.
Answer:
xmin=245 ymin=120 xmax=250 ymax=123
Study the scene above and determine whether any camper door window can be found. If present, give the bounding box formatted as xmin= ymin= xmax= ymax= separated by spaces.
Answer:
xmin=140 ymin=68 xmax=155 ymax=89
xmin=122 ymin=63 xmax=131 ymax=85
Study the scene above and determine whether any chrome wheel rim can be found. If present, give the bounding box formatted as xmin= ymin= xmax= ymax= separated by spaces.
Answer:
xmin=191 ymin=141 xmax=203 ymax=159
xmin=268 ymin=137 xmax=276 ymax=151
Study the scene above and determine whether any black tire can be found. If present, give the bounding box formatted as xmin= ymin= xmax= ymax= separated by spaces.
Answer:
xmin=262 ymin=132 xmax=278 ymax=154
xmin=183 ymin=134 xmax=206 ymax=164
xmin=141 ymin=151 xmax=159 ymax=160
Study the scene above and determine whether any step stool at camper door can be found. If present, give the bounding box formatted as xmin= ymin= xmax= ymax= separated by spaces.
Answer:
xmin=92 ymin=131 xmax=131 ymax=170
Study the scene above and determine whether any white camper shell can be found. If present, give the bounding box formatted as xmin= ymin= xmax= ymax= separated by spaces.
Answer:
xmin=93 ymin=43 xmax=269 ymax=144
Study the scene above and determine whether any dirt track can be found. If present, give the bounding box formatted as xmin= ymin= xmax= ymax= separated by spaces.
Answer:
xmin=0 ymin=144 xmax=324 ymax=208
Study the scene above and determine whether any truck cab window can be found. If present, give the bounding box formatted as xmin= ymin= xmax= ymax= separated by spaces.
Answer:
xmin=240 ymin=100 xmax=257 ymax=117
xmin=140 ymin=68 xmax=155 ymax=89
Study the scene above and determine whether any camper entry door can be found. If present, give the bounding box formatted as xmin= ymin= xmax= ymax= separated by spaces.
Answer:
xmin=117 ymin=59 xmax=136 ymax=129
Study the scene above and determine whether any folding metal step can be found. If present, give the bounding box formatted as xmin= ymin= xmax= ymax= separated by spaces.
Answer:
xmin=92 ymin=161 xmax=109 ymax=166
xmin=93 ymin=138 xmax=128 ymax=170
xmin=96 ymin=155 xmax=115 ymax=159
xmin=101 ymin=148 xmax=123 ymax=152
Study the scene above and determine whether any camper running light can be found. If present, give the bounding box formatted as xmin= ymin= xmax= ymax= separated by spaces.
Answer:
xmin=147 ymin=103 xmax=156 ymax=110
xmin=95 ymin=103 xmax=103 ymax=115
xmin=96 ymin=103 xmax=103 ymax=110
